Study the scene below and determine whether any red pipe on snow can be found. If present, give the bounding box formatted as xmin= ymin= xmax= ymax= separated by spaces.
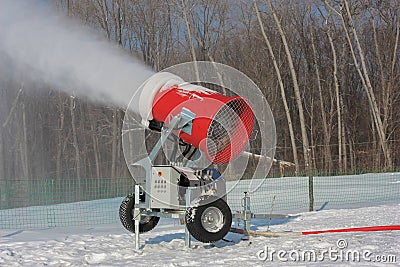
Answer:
xmin=230 ymin=225 xmax=400 ymax=237
xmin=302 ymin=225 xmax=400 ymax=235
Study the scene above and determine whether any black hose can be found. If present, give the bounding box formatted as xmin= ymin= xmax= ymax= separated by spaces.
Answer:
xmin=174 ymin=139 xmax=191 ymax=163
xmin=181 ymin=143 xmax=191 ymax=157
xmin=186 ymin=147 xmax=198 ymax=161
xmin=169 ymin=135 xmax=179 ymax=161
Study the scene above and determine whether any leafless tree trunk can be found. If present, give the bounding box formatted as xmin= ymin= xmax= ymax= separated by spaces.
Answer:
xmin=0 ymin=127 xmax=4 ymax=180
xmin=349 ymin=138 xmax=355 ymax=171
xmin=70 ymin=96 xmax=81 ymax=180
xmin=254 ymin=1 xmax=299 ymax=173
xmin=326 ymin=27 xmax=343 ymax=170
xmin=370 ymin=110 xmax=380 ymax=167
xmin=67 ymin=0 xmax=71 ymax=16
xmin=309 ymin=98 xmax=317 ymax=169
xmin=387 ymin=16 xmax=400 ymax=164
xmin=179 ymin=0 xmax=200 ymax=80
xmin=112 ymin=0 xmax=123 ymax=46
xmin=111 ymin=108 xmax=118 ymax=179
xmin=20 ymin=102 xmax=29 ymax=179
xmin=2 ymin=87 xmax=23 ymax=181
xmin=56 ymin=94 xmax=66 ymax=179
xmin=267 ymin=0 xmax=310 ymax=170
xmin=0 ymin=125 xmax=5 ymax=203
xmin=310 ymin=14 xmax=332 ymax=172
xmin=340 ymin=93 xmax=347 ymax=170
xmin=96 ymin=0 xmax=111 ymax=40
xmin=89 ymin=111 xmax=101 ymax=178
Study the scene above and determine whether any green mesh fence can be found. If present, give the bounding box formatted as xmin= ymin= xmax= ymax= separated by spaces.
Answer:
xmin=1 ymin=172 xmax=399 ymax=229
xmin=227 ymin=172 xmax=400 ymax=214
xmin=0 ymin=177 xmax=134 ymax=229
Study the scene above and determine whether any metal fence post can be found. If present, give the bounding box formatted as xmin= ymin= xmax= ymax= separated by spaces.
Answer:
xmin=242 ymin=192 xmax=251 ymax=240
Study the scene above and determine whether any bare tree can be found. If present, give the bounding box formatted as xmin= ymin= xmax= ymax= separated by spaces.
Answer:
xmin=96 ymin=0 xmax=111 ymax=40
xmin=20 ymin=101 xmax=30 ymax=179
xmin=309 ymin=11 xmax=333 ymax=171
xmin=179 ymin=0 xmax=200 ymax=80
xmin=0 ymin=126 xmax=4 ymax=181
xmin=111 ymin=108 xmax=118 ymax=179
xmin=254 ymin=0 xmax=299 ymax=173
xmin=326 ymin=0 xmax=393 ymax=168
xmin=70 ymin=95 xmax=81 ymax=180
xmin=326 ymin=17 xmax=343 ymax=170
xmin=89 ymin=109 xmax=101 ymax=178
xmin=55 ymin=93 xmax=67 ymax=180
xmin=267 ymin=0 xmax=310 ymax=170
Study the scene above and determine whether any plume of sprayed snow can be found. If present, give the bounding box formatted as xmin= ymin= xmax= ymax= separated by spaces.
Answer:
xmin=0 ymin=0 xmax=154 ymax=109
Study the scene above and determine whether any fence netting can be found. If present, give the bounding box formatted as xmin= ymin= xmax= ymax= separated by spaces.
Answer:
xmin=0 ymin=171 xmax=399 ymax=229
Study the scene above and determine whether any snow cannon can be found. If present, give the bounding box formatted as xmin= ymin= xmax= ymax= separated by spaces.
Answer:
xmin=137 ymin=72 xmax=255 ymax=164
xmin=120 ymin=70 xmax=262 ymax=248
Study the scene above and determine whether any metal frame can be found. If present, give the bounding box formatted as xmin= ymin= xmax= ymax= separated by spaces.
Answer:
xmin=131 ymin=110 xmax=289 ymax=249
xmin=132 ymin=110 xmax=196 ymax=249
xmin=133 ymin=184 xmax=193 ymax=250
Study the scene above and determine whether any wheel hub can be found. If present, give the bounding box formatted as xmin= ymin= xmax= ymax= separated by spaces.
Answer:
xmin=139 ymin=215 xmax=151 ymax=224
xmin=201 ymin=206 xmax=224 ymax=233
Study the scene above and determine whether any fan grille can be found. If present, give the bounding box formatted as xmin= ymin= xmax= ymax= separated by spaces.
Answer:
xmin=206 ymin=98 xmax=254 ymax=164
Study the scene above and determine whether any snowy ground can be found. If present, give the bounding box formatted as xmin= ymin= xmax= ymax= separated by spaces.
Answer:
xmin=1 ymin=201 xmax=399 ymax=266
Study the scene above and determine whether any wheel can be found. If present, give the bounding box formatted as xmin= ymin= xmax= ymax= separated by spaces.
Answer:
xmin=119 ymin=194 xmax=160 ymax=233
xmin=185 ymin=196 xmax=232 ymax=243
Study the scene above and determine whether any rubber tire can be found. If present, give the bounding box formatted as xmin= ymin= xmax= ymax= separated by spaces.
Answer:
xmin=185 ymin=196 xmax=232 ymax=243
xmin=119 ymin=194 xmax=160 ymax=233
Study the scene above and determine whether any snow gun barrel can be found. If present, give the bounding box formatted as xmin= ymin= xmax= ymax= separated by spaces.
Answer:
xmin=136 ymin=72 xmax=255 ymax=164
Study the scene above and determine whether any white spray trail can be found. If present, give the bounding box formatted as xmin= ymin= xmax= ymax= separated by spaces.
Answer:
xmin=0 ymin=0 xmax=154 ymax=108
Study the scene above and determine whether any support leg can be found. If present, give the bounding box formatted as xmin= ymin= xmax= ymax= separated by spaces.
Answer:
xmin=134 ymin=184 xmax=140 ymax=250
xmin=184 ymin=188 xmax=191 ymax=249
xmin=185 ymin=221 xmax=191 ymax=248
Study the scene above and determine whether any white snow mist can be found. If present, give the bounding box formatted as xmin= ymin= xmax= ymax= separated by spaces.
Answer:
xmin=0 ymin=0 xmax=154 ymax=108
